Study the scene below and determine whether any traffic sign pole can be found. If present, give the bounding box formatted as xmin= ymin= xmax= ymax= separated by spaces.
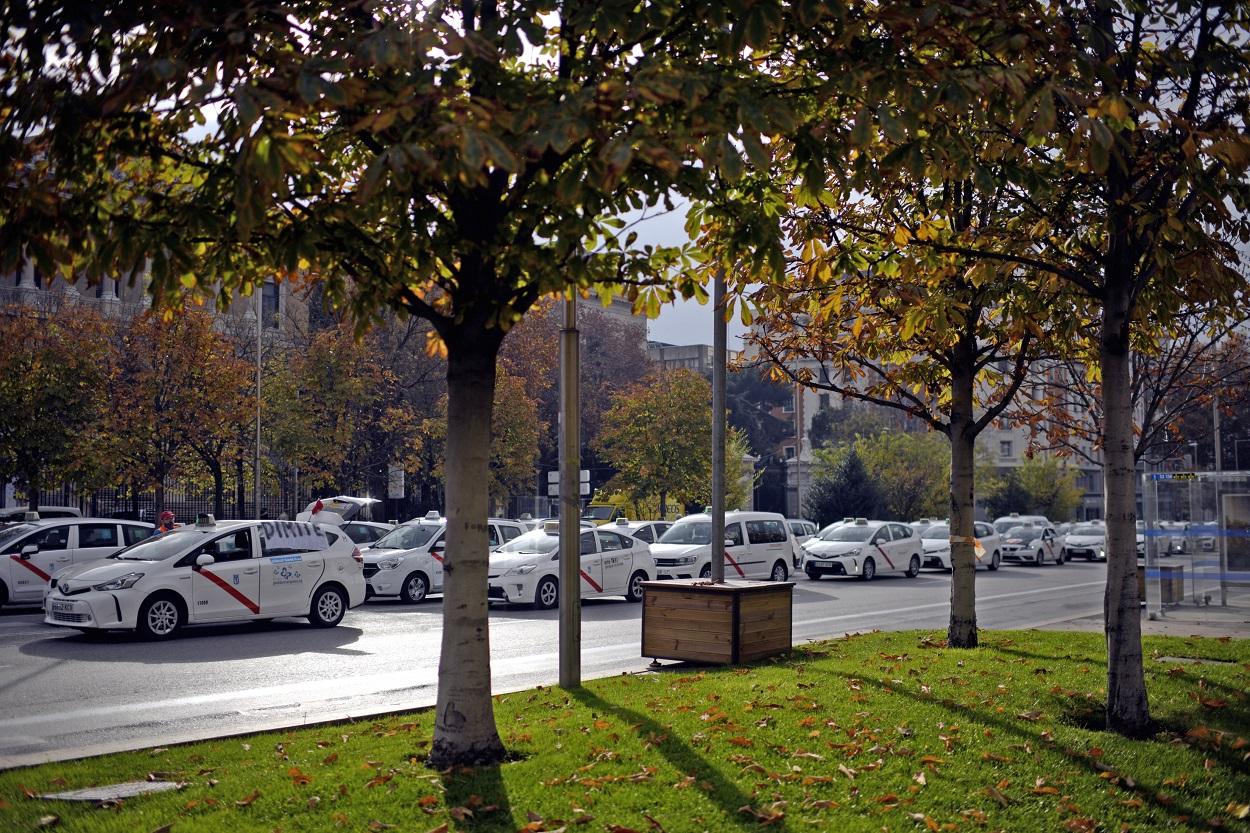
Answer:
xmin=559 ymin=292 xmax=581 ymax=688
xmin=711 ymin=271 xmax=726 ymax=584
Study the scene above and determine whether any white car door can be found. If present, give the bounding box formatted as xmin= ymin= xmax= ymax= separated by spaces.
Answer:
xmin=578 ymin=530 xmax=603 ymax=596
xmin=596 ymin=530 xmax=632 ymax=594
xmin=7 ymin=525 xmax=72 ymax=602
xmin=71 ymin=522 xmax=123 ymax=566
xmin=890 ymin=524 xmax=919 ymax=572
xmin=259 ymin=522 xmax=328 ymax=615
xmin=721 ymin=522 xmax=749 ymax=578
xmin=744 ymin=519 xmax=790 ymax=578
xmin=866 ymin=526 xmax=901 ymax=574
xmin=191 ymin=528 xmax=262 ymax=622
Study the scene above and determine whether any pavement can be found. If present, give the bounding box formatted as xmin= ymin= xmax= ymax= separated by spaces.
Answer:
xmin=1050 ymin=602 xmax=1250 ymax=639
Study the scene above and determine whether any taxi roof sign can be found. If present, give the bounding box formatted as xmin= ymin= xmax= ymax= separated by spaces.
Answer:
xmin=543 ymin=520 xmax=561 ymax=535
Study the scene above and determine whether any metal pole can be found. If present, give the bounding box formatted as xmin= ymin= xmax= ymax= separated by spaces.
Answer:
xmin=710 ymin=273 xmax=727 ymax=583
xmin=558 ymin=292 xmax=581 ymax=688
xmin=254 ymin=286 xmax=263 ymax=518
xmin=1214 ymin=394 xmax=1222 ymax=471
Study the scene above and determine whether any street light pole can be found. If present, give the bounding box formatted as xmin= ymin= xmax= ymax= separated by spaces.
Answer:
xmin=710 ymin=272 xmax=727 ymax=584
xmin=558 ymin=291 xmax=581 ymax=689
xmin=254 ymin=284 xmax=263 ymax=519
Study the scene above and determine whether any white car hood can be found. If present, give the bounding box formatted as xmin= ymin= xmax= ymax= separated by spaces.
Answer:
xmin=922 ymin=540 xmax=951 ymax=553
xmin=362 ymin=546 xmax=425 ymax=563
xmin=54 ymin=559 xmax=150 ymax=588
xmin=804 ymin=540 xmax=865 ymax=557
xmin=649 ymin=543 xmax=707 ymax=559
xmin=1066 ymin=536 xmax=1104 ymax=546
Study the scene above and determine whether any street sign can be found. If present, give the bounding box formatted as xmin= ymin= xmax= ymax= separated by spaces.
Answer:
xmin=547 ymin=482 xmax=591 ymax=497
xmin=547 ymin=469 xmax=590 ymax=484
xmin=387 ymin=464 xmax=405 ymax=499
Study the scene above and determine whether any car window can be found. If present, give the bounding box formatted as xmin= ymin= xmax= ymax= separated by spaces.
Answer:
xmin=890 ymin=524 xmax=912 ymax=540
xmin=974 ymin=523 xmax=991 ymax=538
xmin=203 ymin=528 xmax=254 ymax=562
xmin=580 ymin=531 xmax=597 ymax=555
xmin=123 ymin=525 xmax=153 ymax=546
xmin=598 ymin=531 xmax=625 ymax=551
xmin=656 ymin=523 xmax=671 ymax=537
xmin=374 ymin=523 xmax=439 ymax=550
xmin=789 ymin=522 xmax=805 ymax=536
xmin=501 ymin=524 xmax=522 ymax=542
xmin=341 ymin=523 xmax=372 ymax=544
xmin=745 ymin=520 xmax=787 ymax=544
xmin=726 ymin=523 xmax=745 ymax=546
xmin=488 ymin=526 xmax=500 ymax=547
xmin=633 ymin=526 xmax=653 ymax=543
xmin=324 ymin=529 xmax=341 ymax=545
xmin=78 ymin=523 xmax=118 ymax=549
xmin=29 ymin=526 xmax=69 ymax=551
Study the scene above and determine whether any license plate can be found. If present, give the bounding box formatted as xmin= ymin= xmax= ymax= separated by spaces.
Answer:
xmin=49 ymin=601 xmax=74 ymax=613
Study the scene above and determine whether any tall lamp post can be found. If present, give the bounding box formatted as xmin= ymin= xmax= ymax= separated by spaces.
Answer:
xmin=254 ymin=285 xmax=263 ymax=519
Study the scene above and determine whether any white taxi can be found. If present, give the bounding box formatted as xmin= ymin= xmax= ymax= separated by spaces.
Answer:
xmin=608 ymin=518 xmax=673 ymax=545
xmin=1 ymin=518 xmax=153 ymax=607
xmin=800 ymin=519 xmax=923 ymax=581
xmin=43 ymin=517 xmax=365 ymax=639
xmin=362 ymin=513 xmax=526 ymax=603
xmin=487 ymin=522 xmax=653 ymax=608
xmin=919 ymin=521 xmax=1003 ymax=571
xmin=649 ymin=511 xmax=795 ymax=581
xmin=1000 ymin=524 xmax=1065 ymax=565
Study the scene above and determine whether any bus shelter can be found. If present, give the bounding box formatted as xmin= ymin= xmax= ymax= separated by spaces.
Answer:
xmin=1141 ymin=471 xmax=1250 ymax=625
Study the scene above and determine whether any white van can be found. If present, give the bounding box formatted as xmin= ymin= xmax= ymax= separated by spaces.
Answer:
xmin=650 ymin=511 xmax=796 ymax=582
xmin=0 ymin=518 xmax=153 ymax=606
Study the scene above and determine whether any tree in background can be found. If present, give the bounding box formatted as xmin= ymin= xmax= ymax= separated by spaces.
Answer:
xmin=0 ymin=306 xmax=111 ymax=511
xmin=807 ymin=406 xmax=907 ymax=455
xmin=804 ymin=448 xmax=881 ymax=525
xmin=811 ymin=431 xmax=949 ymax=523
xmin=982 ymin=456 xmax=1084 ymax=522
xmin=597 ymin=368 xmax=752 ymax=517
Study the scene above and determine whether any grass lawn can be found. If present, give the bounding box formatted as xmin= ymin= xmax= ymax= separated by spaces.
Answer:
xmin=2 ymin=630 xmax=1249 ymax=833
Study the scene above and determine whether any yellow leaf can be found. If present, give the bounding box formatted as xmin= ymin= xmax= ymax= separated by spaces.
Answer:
xmin=894 ymin=225 xmax=911 ymax=246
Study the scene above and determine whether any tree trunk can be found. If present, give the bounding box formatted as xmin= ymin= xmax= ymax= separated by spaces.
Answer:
xmin=211 ymin=460 xmax=225 ymax=520
xmin=1102 ymin=284 xmax=1151 ymax=736
xmin=236 ymin=458 xmax=246 ymax=518
xmin=26 ymin=468 xmax=40 ymax=514
xmin=659 ymin=490 xmax=667 ymax=519
xmin=428 ymin=338 xmax=507 ymax=768
xmin=947 ymin=358 xmax=978 ymax=648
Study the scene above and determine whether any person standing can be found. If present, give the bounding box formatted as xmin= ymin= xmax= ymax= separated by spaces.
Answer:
xmin=157 ymin=510 xmax=176 ymax=534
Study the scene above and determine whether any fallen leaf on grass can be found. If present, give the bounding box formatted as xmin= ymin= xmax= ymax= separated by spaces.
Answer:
xmin=425 ymin=826 xmax=448 ymax=833
xmin=838 ymin=764 xmax=857 ymax=780
xmin=981 ymin=752 xmax=1011 ymax=763
xmin=606 ymin=826 xmax=641 ymax=833
xmin=150 ymin=825 xmax=173 ymax=833
xmin=16 ymin=784 xmax=37 ymax=799
xmin=447 ymin=806 xmax=473 ymax=821
xmin=739 ymin=804 xmax=786 ymax=825
xmin=984 ymin=787 xmax=1010 ymax=807
xmin=1016 ymin=710 xmax=1042 ymax=722
xmin=288 ymin=767 xmax=312 ymax=786
xmin=37 ymin=816 xmax=59 ymax=828
xmin=322 ymin=752 xmax=339 ymax=766
xmin=907 ymin=814 xmax=940 ymax=832
xmin=235 ymin=790 xmax=261 ymax=808
xmin=364 ymin=773 xmax=393 ymax=789
xmin=367 ymin=822 xmax=396 ymax=831
xmin=1201 ymin=698 xmax=1228 ymax=709
xmin=1227 ymin=802 xmax=1250 ymax=819
xmin=1032 ymin=786 xmax=1060 ymax=795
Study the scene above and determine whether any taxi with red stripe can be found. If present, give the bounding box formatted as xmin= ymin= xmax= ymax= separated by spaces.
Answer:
xmin=649 ymin=510 xmax=796 ymax=582
xmin=800 ymin=518 xmax=923 ymax=581
xmin=0 ymin=517 xmax=153 ymax=608
xmin=487 ymin=521 xmax=654 ymax=608
xmin=43 ymin=515 xmax=365 ymax=639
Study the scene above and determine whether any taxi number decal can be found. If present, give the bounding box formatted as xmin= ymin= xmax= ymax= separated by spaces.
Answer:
xmin=10 ymin=555 xmax=51 ymax=582
xmin=197 ymin=568 xmax=261 ymax=614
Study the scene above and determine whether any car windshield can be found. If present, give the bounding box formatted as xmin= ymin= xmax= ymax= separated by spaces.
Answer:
xmin=585 ymin=506 xmax=616 ymax=521
xmin=922 ymin=524 xmax=950 ymax=540
xmin=497 ymin=529 xmax=558 ymax=554
xmin=658 ymin=522 xmax=712 ymax=545
xmin=373 ymin=523 xmax=439 ymax=550
xmin=112 ymin=529 xmax=201 ymax=561
xmin=1072 ymin=525 xmax=1104 ymax=536
xmin=994 ymin=519 xmax=1023 ymax=533
xmin=1005 ymin=526 xmax=1038 ymax=539
xmin=0 ymin=523 xmax=36 ymax=548
xmin=819 ymin=525 xmax=875 ymax=542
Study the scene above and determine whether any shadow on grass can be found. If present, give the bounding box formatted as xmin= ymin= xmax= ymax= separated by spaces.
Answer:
xmin=440 ymin=764 xmax=516 ymax=833
xmin=569 ymin=687 xmax=765 ymax=833
xmin=807 ymin=665 xmax=1236 ymax=831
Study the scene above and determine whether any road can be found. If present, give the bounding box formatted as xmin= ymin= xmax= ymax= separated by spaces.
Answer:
xmin=0 ymin=561 xmax=1107 ymax=768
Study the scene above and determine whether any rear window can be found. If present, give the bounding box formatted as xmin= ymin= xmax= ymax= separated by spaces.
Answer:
xmin=123 ymin=525 xmax=153 ymax=546
xmin=746 ymin=520 xmax=788 ymax=544
xmin=78 ymin=523 xmax=118 ymax=548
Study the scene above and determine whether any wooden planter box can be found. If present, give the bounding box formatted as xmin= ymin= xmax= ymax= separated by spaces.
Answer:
xmin=641 ymin=579 xmax=793 ymax=665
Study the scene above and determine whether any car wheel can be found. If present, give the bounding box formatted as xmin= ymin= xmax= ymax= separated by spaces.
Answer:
xmin=137 ymin=593 xmax=183 ymax=640
xmin=988 ymin=551 xmax=1000 ymax=571
xmin=860 ymin=557 xmax=876 ymax=581
xmin=534 ymin=576 xmax=559 ymax=609
xmin=626 ymin=571 xmax=647 ymax=603
xmin=1035 ymin=550 xmax=1045 ymax=566
xmin=906 ymin=554 xmax=921 ymax=578
xmin=401 ymin=571 xmax=429 ymax=604
xmin=0 ymin=580 xmax=7 ymax=607
xmin=1056 ymin=549 xmax=1066 ymax=565
xmin=699 ymin=563 xmax=712 ymax=579
xmin=805 ymin=568 xmax=822 ymax=581
xmin=770 ymin=560 xmax=789 ymax=582
xmin=309 ymin=585 xmax=347 ymax=628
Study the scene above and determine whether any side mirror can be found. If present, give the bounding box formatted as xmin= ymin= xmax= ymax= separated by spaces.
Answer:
xmin=20 ymin=544 xmax=37 ymax=558
xmin=195 ymin=553 xmax=215 ymax=567
xmin=724 ymin=539 xmax=735 ymax=548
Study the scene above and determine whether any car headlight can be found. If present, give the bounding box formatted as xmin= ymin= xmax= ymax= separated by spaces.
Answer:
xmin=92 ymin=572 xmax=144 ymax=591
xmin=673 ymin=556 xmax=696 ymax=566
xmin=845 ymin=548 xmax=861 ymax=557
xmin=376 ymin=558 xmax=401 ymax=570
xmin=506 ymin=564 xmax=537 ymax=576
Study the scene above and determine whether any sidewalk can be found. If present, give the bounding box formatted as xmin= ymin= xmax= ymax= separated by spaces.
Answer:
xmin=1043 ymin=602 xmax=1250 ymax=638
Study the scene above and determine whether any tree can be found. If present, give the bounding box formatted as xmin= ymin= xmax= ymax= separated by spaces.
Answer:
xmin=0 ymin=305 xmax=111 ymax=511
xmin=854 ymin=431 xmax=950 ymax=521
xmin=804 ymin=448 xmax=881 ymax=525
xmin=596 ymin=368 xmax=712 ymax=518
xmin=807 ymin=405 xmax=906 ymax=454
xmin=109 ymin=308 xmax=252 ymax=515
xmin=4 ymin=1 xmax=786 ymax=765
xmin=982 ymin=456 xmax=1083 ymax=521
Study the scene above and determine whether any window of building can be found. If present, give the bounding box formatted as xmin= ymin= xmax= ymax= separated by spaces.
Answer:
xmin=818 ymin=393 xmax=830 ymax=410
xmin=262 ymin=280 xmax=280 ymax=329
xmin=999 ymin=440 xmax=1013 ymax=458
xmin=783 ymin=392 xmax=795 ymax=413
xmin=784 ymin=446 xmax=796 ymax=459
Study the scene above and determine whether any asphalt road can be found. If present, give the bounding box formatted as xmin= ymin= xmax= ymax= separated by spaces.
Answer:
xmin=0 ymin=560 xmax=1108 ymax=768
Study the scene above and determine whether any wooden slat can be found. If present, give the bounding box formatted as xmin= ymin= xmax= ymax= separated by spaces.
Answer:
xmin=739 ymin=606 xmax=789 ymax=626
xmin=740 ymin=624 xmax=791 ymax=644
xmin=643 ymin=635 xmax=732 ymax=662
xmin=645 ymin=607 xmax=732 ymax=627
xmin=644 ymin=592 xmax=734 ymax=612
xmin=739 ymin=593 xmax=791 ymax=613
xmin=646 ymin=622 xmax=733 ymax=644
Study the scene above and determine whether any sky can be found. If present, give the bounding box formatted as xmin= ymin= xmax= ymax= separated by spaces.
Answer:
xmin=622 ymin=203 xmax=750 ymax=350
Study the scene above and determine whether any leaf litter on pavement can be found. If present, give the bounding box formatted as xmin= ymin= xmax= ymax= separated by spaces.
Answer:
xmin=1 ymin=630 xmax=1249 ymax=833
